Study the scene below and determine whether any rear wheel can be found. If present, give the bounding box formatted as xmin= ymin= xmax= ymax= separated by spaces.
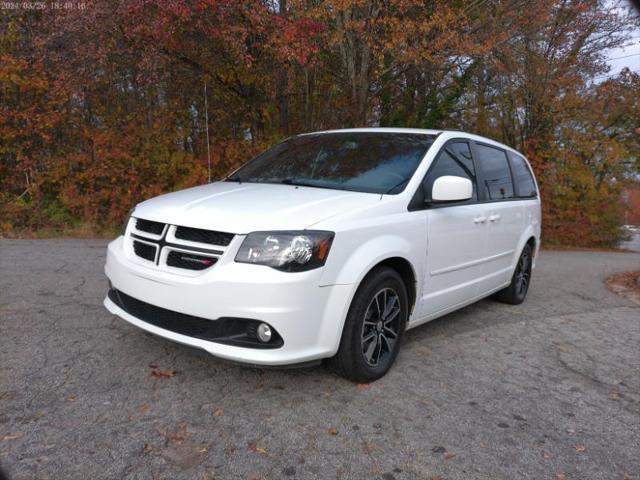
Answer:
xmin=329 ymin=267 xmax=408 ymax=383
xmin=494 ymin=244 xmax=533 ymax=305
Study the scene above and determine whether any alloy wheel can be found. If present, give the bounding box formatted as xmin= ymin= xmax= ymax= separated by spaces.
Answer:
xmin=515 ymin=250 xmax=531 ymax=297
xmin=361 ymin=288 xmax=401 ymax=366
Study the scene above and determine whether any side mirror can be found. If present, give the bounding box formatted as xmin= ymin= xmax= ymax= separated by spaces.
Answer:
xmin=430 ymin=175 xmax=473 ymax=202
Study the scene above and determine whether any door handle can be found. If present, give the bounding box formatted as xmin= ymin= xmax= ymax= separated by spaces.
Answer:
xmin=488 ymin=214 xmax=501 ymax=222
xmin=473 ymin=216 xmax=487 ymax=224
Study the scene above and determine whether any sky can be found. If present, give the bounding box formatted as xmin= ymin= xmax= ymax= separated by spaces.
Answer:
xmin=603 ymin=0 xmax=640 ymax=80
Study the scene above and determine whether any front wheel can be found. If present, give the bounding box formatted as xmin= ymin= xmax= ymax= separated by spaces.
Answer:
xmin=493 ymin=244 xmax=533 ymax=305
xmin=328 ymin=267 xmax=408 ymax=383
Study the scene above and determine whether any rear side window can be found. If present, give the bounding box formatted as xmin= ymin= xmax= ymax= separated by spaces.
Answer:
xmin=510 ymin=153 xmax=537 ymax=198
xmin=424 ymin=142 xmax=477 ymax=201
xmin=476 ymin=144 xmax=514 ymax=200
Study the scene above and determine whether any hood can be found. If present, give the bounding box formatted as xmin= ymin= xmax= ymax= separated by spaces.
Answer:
xmin=133 ymin=181 xmax=382 ymax=233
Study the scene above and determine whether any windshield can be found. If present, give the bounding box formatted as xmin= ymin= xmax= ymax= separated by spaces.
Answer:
xmin=226 ymin=132 xmax=436 ymax=194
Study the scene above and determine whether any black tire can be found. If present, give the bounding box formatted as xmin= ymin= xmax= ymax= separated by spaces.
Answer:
xmin=493 ymin=244 xmax=533 ymax=305
xmin=328 ymin=266 xmax=408 ymax=383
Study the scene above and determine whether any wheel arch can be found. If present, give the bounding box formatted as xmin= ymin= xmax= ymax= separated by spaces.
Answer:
xmin=324 ymin=254 xmax=419 ymax=370
xmin=526 ymin=235 xmax=536 ymax=250
xmin=369 ymin=257 xmax=418 ymax=316
xmin=319 ymin=229 xmax=424 ymax=357
xmin=512 ymin=227 xmax=539 ymax=270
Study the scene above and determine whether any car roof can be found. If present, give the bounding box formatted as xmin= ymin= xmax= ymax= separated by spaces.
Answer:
xmin=302 ymin=127 xmax=443 ymax=136
xmin=300 ymin=127 xmax=525 ymax=158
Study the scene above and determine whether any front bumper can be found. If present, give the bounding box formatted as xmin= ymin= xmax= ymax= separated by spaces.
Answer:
xmin=104 ymin=237 xmax=355 ymax=366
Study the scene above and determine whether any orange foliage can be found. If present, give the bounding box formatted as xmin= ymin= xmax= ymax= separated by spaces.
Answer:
xmin=0 ymin=1 xmax=638 ymax=245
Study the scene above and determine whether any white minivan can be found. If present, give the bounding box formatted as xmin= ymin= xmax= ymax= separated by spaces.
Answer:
xmin=104 ymin=128 xmax=540 ymax=382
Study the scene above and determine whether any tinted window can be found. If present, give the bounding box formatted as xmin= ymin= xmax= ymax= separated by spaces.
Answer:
xmin=227 ymin=133 xmax=436 ymax=194
xmin=424 ymin=142 xmax=477 ymax=201
xmin=510 ymin=154 xmax=537 ymax=197
xmin=476 ymin=145 xmax=514 ymax=200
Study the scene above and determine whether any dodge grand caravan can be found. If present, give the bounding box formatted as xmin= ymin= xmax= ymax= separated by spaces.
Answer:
xmin=104 ymin=128 xmax=541 ymax=382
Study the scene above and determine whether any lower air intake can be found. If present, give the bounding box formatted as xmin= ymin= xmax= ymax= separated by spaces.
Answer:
xmin=107 ymin=289 xmax=283 ymax=348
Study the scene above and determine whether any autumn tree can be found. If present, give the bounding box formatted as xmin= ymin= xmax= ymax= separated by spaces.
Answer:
xmin=0 ymin=0 xmax=638 ymax=245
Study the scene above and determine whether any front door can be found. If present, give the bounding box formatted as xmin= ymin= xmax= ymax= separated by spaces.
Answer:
xmin=417 ymin=141 xmax=489 ymax=318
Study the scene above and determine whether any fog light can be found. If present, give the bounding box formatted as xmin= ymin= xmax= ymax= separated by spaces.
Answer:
xmin=256 ymin=323 xmax=272 ymax=343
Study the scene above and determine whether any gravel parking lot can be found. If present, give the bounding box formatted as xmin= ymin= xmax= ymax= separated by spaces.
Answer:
xmin=1 ymin=240 xmax=639 ymax=480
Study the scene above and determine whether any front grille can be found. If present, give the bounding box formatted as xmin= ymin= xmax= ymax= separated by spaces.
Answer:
xmin=175 ymin=226 xmax=234 ymax=246
xmin=136 ymin=218 xmax=165 ymax=235
xmin=127 ymin=220 xmax=231 ymax=272
xmin=108 ymin=289 xmax=283 ymax=348
xmin=167 ymin=250 xmax=217 ymax=270
xmin=133 ymin=240 xmax=156 ymax=262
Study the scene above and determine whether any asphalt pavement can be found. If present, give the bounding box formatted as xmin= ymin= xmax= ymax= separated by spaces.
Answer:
xmin=1 ymin=240 xmax=639 ymax=480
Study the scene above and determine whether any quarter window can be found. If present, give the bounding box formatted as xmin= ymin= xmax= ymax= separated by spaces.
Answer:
xmin=510 ymin=154 xmax=537 ymax=198
xmin=424 ymin=142 xmax=477 ymax=201
xmin=476 ymin=145 xmax=514 ymax=200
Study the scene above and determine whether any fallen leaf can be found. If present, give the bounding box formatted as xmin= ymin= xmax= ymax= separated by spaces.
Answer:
xmin=151 ymin=369 xmax=177 ymax=379
xmin=163 ymin=424 xmax=192 ymax=444
xmin=137 ymin=404 xmax=149 ymax=414
xmin=213 ymin=408 xmax=223 ymax=417
xmin=328 ymin=427 xmax=338 ymax=435
xmin=363 ymin=441 xmax=375 ymax=453
xmin=68 ymin=395 xmax=76 ymax=402
xmin=445 ymin=452 xmax=456 ymax=460
xmin=0 ymin=433 xmax=23 ymax=442
xmin=248 ymin=442 xmax=268 ymax=455
xmin=198 ymin=446 xmax=209 ymax=454
xmin=574 ymin=445 xmax=586 ymax=453
xmin=356 ymin=383 xmax=370 ymax=390
xmin=556 ymin=474 xmax=566 ymax=480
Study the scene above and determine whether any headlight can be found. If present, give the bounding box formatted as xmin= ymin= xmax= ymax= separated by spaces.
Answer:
xmin=235 ymin=231 xmax=334 ymax=272
xmin=122 ymin=207 xmax=135 ymax=235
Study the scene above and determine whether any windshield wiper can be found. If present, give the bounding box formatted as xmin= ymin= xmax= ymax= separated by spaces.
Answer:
xmin=225 ymin=176 xmax=243 ymax=183
xmin=280 ymin=178 xmax=324 ymax=189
